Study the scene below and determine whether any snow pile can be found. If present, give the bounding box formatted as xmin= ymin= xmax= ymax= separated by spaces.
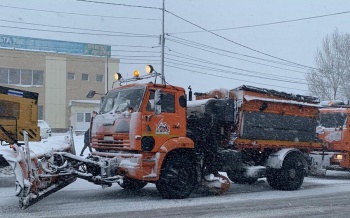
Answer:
xmin=0 ymin=135 xmax=71 ymax=163
xmin=0 ymin=166 xmax=14 ymax=177
xmin=0 ymin=133 xmax=86 ymax=177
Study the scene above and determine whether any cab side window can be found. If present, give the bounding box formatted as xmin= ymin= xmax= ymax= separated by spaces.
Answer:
xmin=161 ymin=93 xmax=175 ymax=113
xmin=146 ymin=91 xmax=175 ymax=113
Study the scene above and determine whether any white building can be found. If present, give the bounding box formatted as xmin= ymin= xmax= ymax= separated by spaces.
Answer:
xmin=0 ymin=34 xmax=119 ymax=132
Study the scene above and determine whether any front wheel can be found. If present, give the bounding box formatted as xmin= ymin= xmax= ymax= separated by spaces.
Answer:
xmin=118 ymin=178 xmax=147 ymax=190
xmin=266 ymin=153 xmax=305 ymax=190
xmin=156 ymin=156 xmax=197 ymax=199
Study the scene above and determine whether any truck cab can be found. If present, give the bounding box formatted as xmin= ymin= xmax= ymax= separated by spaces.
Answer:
xmin=90 ymin=82 xmax=192 ymax=183
xmin=316 ymin=102 xmax=350 ymax=170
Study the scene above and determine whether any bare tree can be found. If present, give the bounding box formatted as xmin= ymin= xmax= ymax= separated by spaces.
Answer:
xmin=339 ymin=33 xmax=350 ymax=102
xmin=307 ymin=29 xmax=350 ymax=101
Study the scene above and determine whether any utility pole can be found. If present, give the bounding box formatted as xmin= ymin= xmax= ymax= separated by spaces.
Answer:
xmin=106 ymin=54 xmax=109 ymax=93
xmin=161 ymin=0 xmax=165 ymax=85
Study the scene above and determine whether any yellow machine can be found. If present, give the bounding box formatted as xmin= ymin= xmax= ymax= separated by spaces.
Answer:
xmin=0 ymin=85 xmax=40 ymax=143
xmin=0 ymin=86 xmax=77 ymax=209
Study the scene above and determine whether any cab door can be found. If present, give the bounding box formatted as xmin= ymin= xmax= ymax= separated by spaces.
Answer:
xmin=141 ymin=89 xmax=186 ymax=151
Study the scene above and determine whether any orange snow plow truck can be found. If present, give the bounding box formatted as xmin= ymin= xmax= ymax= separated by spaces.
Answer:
xmin=1 ymin=66 xmax=322 ymax=209
xmin=310 ymin=101 xmax=350 ymax=173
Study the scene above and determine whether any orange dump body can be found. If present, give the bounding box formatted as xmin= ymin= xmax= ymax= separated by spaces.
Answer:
xmin=233 ymin=86 xmax=322 ymax=151
xmin=195 ymin=85 xmax=322 ymax=152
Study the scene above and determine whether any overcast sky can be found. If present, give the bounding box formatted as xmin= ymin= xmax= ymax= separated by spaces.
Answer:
xmin=1 ymin=0 xmax=350 ymax=95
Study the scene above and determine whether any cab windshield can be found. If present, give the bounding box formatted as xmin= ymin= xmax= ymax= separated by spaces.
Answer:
xmin=319 ymin=112 xmax=347 ymax=128
xmin=100 ymin=87 xmax=146 ymax=114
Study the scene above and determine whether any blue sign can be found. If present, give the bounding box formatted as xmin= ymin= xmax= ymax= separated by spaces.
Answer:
xmin=0 ymin=34 xmax=111 ymax=57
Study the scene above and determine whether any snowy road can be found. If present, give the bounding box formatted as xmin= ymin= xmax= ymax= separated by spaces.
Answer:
xmin=2 ymin=174 xmax=350 ymax=217
xmin=2 ymin=134 xmax=350 ymax=217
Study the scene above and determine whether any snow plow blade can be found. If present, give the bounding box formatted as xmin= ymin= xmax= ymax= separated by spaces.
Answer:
xmin=0 ymin=131 xmax=77 ymax=209
xmin=18 ymin=175 xmax=77 ymax=209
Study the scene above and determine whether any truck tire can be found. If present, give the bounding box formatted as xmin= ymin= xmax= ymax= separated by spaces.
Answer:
xmin=266 ymin=153 xmax=305 ymax=190
xmin=156 ymin=156 xmax=196 ymax=199
xmin=118 ymin=178 xmax=147 ymax=190
xmin=227 ymin=171 xmax=258 ymax=184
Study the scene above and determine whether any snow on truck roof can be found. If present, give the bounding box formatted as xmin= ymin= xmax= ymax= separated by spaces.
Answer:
xmin=244 ymin=95 xmax=321 ymax=108
xmin=186 ymin=95 xmax=320 ymax=108
xmin=233 ymin=85 xmax=320 ymax=103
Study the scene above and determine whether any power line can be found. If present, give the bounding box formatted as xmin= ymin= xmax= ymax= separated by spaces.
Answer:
xmin=167 ymin=35 xmax=310 ymax=71
xmin=165 ymin=9 xmax=318 ymax=70
xmin=0 ymin=25 xmax=158 ymax=38
xmin=0 ymin=19 xmax=158 ymax=37
xmin=0 ymin=38 xmax=160 ymax=57
xmin=75 ymin=0 xmax=161 ymax=10
xmin=0 ymin=49 xmax=161 ymax=63
xmin=0 ymin=53 xmax=110 ymax=64
xmin=165 ymin=52 xmax=302 ymax=81
xmin=166 ymin=64 xmax=307 ymax=92
xmin=169 ymin=10 xmax=350 ymax=34
xmin=165 ymin=58 xmax=305 ymax=84
xmin=166 ymin=39 xmax=308 ymax=74
xmin=0 ymin=4 xmax=160 ymax=21
xmin=167 ymin=49 xmax=305 ymax=75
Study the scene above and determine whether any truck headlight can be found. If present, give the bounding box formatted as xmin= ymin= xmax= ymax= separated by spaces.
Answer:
xmin=335 ymin=154 xmax=343 ymax=160
xmin=141 ymin=136 xmax=155 ymax=152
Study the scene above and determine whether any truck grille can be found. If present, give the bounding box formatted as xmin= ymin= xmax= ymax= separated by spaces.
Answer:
xmin=93 ymin=134 xmax=131 ymax=150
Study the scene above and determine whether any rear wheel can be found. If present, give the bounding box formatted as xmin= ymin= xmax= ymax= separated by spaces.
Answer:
xmin=266 ymin=153 xmax=305 ymax=190
xmin=118 ymin=178 xmax=147 ymax=190
xmin=156 ymin=156 xmax=197 ymax=199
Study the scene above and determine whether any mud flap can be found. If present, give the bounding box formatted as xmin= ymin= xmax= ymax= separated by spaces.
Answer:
xmin=202 ymin=173 xmax=231 ymax=195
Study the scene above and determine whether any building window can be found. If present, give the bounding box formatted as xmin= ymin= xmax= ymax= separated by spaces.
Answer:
xmin=0 ymin=68 xmax=43 ymax=86
xmin=38 ymin=105 xmax=44 ymax=120
xmin=0 ymin=68 xmax=8 ymax=84
xmin=96 ymin=74 xmax=103 ymax=82
xmin=33 ymin=70 xmax=44 ymax=85
xmin=82 ymin=73 xmax=89 ymax=81
xmin=77 ymin=112 xmax=92 ymax=122
xmin=77 ymin=113 xmax=84 ymax=122
xmin=9 ymin=69 xmax=20 ymax=84
xmin=85 ymin=113 xmax=92 ymax=122
xmin=67 ymin=72 xmax=75 ymax=80
xmin=21 ymin=70 xmax=32 ymax=85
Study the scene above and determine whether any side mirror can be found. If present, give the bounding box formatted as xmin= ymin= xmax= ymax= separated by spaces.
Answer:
xmin=155 ymin=89 xmax=163 ymax=115
xmin=86 ymin=90 xmax=96 ymax=98
xmin=155 ymin=89 xmax=163 ymax=105
xmin=100 ymin=96 xmax=105 ymax=109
